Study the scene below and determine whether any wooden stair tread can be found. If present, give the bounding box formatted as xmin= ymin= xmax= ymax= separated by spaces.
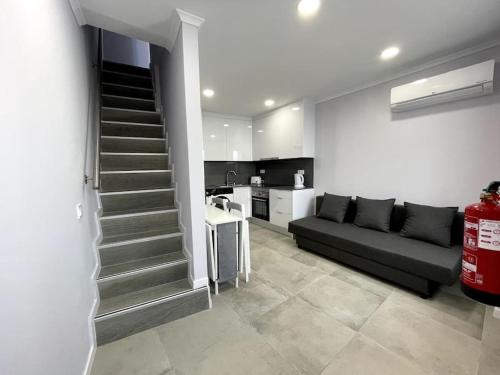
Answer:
xmin=97 ymin=278 xmax=192 ymax=317
xmin=99 ymin=251 xmax=186 ymax=279
xmin=100 ymin=227 xmax=181 ymax=245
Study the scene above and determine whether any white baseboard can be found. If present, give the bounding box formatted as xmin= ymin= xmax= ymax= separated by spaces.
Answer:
xmin=189 ymin=274 xmax=209 ymax=289
xmin=83 ymin=294 xmax=99 ymax=375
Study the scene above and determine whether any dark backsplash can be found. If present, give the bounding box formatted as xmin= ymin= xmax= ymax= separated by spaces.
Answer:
xmin=204 ymin=161 xmax=256 ymax=187
xmin=204 ymin=158 xmax=314 ymax=187
xmin=256 ymin=158 xmax=314 ymax=187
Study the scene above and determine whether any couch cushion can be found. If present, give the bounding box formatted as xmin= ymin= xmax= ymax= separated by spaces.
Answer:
xmin=354 ymin=196 xmax=396 ymax=232
xmin=400 ymin=202 xmax=458 ymax=248
xmin=289 ymin=216 xmax=462 ymax=284
xmin=317 ymin=193 xmax=352 ymax=223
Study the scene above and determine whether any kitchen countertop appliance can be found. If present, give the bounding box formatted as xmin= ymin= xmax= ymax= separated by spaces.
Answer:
xmin=250 ymin=176 xmax=263 ymax=186
xmin=294 ymin=173 xmax=305 ymax=189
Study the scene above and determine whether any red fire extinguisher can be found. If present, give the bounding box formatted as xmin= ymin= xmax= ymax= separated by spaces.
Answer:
xmin=461 ymin=181 xmax=500 ymax=306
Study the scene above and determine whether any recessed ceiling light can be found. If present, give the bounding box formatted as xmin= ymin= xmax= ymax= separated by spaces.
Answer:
xmin=209 ymin=134 xmax=216 ymax=138
xmin=298 ymin=0 xmax=321 ymax=17
xmin=264 ymin=99 xmax=275 ymax=107
xmin=412 ymin=78 xmax=428 ymax=85
xmin=292 ymin=106 xmax=301 ymax=111
xmin=248 ymin=125 xmax=252 ymax=128
xmin=257 ymin=130 xmax=264 ymax=133
xmin=223 ymin=123 xmax=229 ymax=127
xmin=380 ymin=46 xmax=400 ymax=60
xmin=203 ymin=88 xmax=215 ymax=97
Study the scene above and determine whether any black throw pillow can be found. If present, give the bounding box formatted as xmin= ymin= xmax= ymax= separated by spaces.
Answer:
xmin=400 ymin=202 xmax=458 ymax=247
xmin=354 ymin=196 xmax=396 ymax=232
xmin=317 ymin=193 xmax=352 ymax=223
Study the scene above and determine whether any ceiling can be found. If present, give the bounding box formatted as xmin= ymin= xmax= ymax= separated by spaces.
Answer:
xmin=79 ymin=0 xmax=500 ymax=117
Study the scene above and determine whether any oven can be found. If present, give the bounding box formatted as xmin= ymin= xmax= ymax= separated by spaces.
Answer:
xmin=251 ymin=187 xmax=269 ymax=221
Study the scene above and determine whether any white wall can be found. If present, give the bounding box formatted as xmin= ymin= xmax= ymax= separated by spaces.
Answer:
xmin=315 ymin=46 xmax=500 ymax=210
xmin=154 ymin=21 xmax=208 ymax=288
xmin=0 ymin=1 xmax=99 ymax=374
xmin=103 ymin=30 xmax=150 ymax=68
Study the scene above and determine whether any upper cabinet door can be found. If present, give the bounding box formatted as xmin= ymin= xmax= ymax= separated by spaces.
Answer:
xmin=253 ymin=99 xmax=315 ymax=160
xmin=276 ymin=106 xmax=303 ymax=159
xmin=253 ymin=115 xmax=280 ymax=160
xmin=226 ymin=119 xmax=253 ymax=161
xmin=202 ymin=115 xmax=227 ymax=161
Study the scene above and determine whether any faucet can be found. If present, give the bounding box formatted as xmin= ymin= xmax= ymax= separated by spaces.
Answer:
xmin=226 ymin=170 xmax=237 ymax=186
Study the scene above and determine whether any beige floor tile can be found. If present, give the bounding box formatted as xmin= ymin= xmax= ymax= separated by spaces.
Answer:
xmin=299 ymin=274 xmax=385 ymax=330
xmin=254 ymin=297 xmax=356 ymax=375
xmin=321 ymin=334 xmax=430 ymax=375
xmin=249 ymin=226 xmax=287 ymax=245
xmin=291 ymin=249 xmax=342 ymax=273
xmin=216 ymin=275 xmax=288 ymax=323
xmin=330 ymin=266 xmax=394 ymax=298
xmin=360 ymin=295 xmax=481 ymax=375
xmin=155 ymin=300 xmax=245 ymax=365
xmin=251 ymin=245 xmax=326 ymax=295
xmin=477 ymin=350 xmax=500 ymax=375
xmin=482 ymin=306 xmax=500 ymax=357
xmin=92 ymin=329 xmax=171 ymax=375
xmin=390 ymin=290 xmax=484 ymax=339
xmin=163 ymin=314 xmax=301 ymax=375
xmin=264 ymin=236 xmax=302 ymax=258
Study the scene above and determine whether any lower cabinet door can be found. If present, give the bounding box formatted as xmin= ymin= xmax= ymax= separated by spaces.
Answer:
xmin=270 ymin=210 xmax=293 ymax=228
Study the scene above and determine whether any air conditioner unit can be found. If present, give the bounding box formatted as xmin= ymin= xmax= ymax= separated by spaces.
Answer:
xmin=390 ymin=60 xmax=495 ymax=112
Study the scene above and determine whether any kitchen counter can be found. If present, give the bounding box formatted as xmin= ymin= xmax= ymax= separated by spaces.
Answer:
xmin=206 ymin=184 xmax=314 ymax=191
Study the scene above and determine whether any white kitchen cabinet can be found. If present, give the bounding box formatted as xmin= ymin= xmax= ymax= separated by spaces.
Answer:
xmin=202 ymin=115 xmax=227 ymax=161
xmin=269 ymin=188 xmax=315 ymax=228
xmin=253 ymin=115 xmax=280 ymax=160
xmin=233 ymin=187 xmax=252 ymax=217
xmin=202 ymin=112 xmax=252 ymax=161
xmin=252 ymin=98 xmax=315 ymax=160
xmin=226 ymin=119 xmax=253 ymax=161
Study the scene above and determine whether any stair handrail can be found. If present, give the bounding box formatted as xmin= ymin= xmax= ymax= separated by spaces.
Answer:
xmin=87 ymin=28 xmax=103 ymax=189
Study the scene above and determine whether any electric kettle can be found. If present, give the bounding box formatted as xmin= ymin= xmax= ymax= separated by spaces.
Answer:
xmin=294 ymin=173 xmax=305 ymax=189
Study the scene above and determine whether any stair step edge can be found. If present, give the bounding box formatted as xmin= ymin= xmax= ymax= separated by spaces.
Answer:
xmin=101 ymin=136 xmax=165 ymax=140
xmin=100 ymin=169 xmax=171 ymax=174
xmin=98 ymin=232 xmax=183 ymax=249
xmin=102 ymin=120 xmax=163 ymax=127
xmin=102 ymin=69 xmax=152 ymax=80
xmin=102 ymin=82 xmax=153 ymax=91
xmin=98 ymin=254 xmax=187 ymax=280
xmin=99 ymin=208 xmax=178 ymax=220
xmin=101 ymin=152 xmax=168 ymax=156
xmin=99 ymin=188 xmax=174 ymax=196
xmin=102 ymin=106 xmax=160 ymax=114
xmin=95 ymin=285 xmax=206 ymax=321
xmin=97 ymin=258 xmax=188 ymax=283
xmin=102 ymin=94 xmax=155 ymax=103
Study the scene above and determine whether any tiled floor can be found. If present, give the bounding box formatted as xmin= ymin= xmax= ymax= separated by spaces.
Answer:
xmin=92 ymin=223 xmax=500 ymax=375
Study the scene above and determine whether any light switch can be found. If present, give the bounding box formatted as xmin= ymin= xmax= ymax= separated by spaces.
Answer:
xmin=76 ymin=203 xmax=83 ymax=220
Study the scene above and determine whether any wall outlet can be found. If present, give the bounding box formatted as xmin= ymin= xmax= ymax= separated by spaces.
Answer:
xmin=298 ymin=170 xmax=305 ymax=175
xmin=260 ymin=169 xmax=265 ymax=174
xmin=76 ymin=203 xmax=83 ymax=220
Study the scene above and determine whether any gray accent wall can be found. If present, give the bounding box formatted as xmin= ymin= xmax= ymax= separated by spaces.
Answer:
xmin=315 ymin=46 xmax=500 ymax=210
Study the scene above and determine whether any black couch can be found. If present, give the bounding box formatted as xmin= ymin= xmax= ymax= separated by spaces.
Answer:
xmin=288 ymin=196 xmax=464 ymax=297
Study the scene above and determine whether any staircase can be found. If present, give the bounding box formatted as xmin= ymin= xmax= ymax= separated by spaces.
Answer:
xmin=94 ymin=61 xmax=209 ymax=346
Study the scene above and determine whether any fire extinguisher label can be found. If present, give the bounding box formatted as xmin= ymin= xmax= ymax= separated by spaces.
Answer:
xmin=478 ymin=219 xmax=500 ymax=251
xmin=464 ymin=217 xmax=479 ymax=250
xmin=462 ymin=252 xmax=477 ymax=283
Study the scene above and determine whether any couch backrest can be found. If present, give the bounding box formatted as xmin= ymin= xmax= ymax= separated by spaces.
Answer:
xmin=315 ymin=195 xmax=464 ymax=246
